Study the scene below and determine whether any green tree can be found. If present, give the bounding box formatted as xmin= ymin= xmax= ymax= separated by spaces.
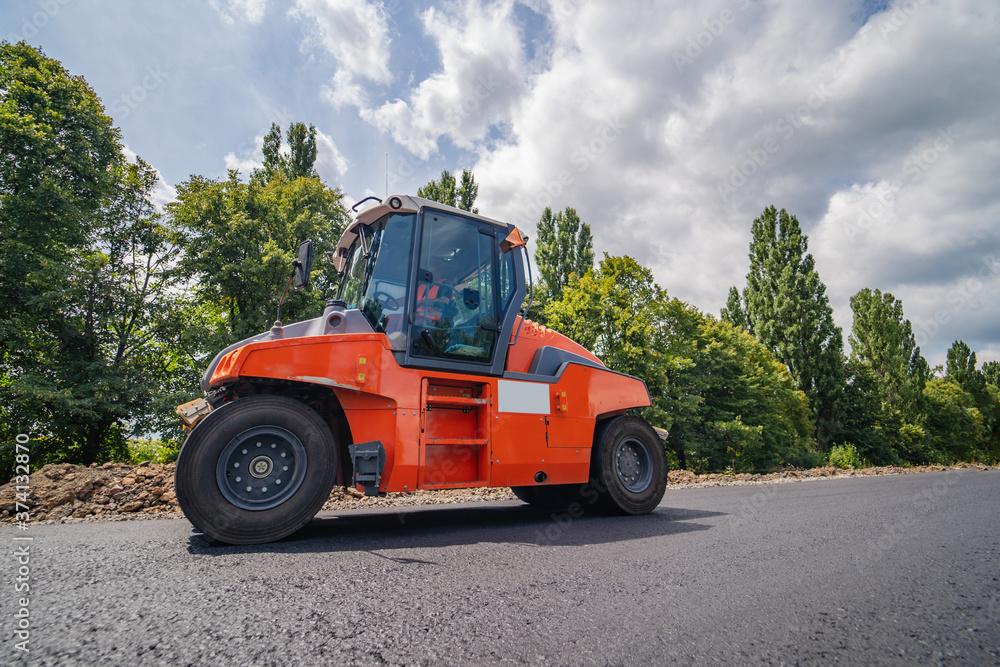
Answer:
xmin=982 ymin=360 xmax=1000 ymax=388
xmin=0 ymin=41 xmax=121 ymax=344
xmin=0 ymin=43 xmax=173 ymax=474
xmin=545 ymin=255 xmax=817 ymax=472
xmin=168 ymin=170 xmax=349 ymax=345
xmin=261 ymin=122 xmax=318 ymax=181
xmin=458 ymin=169 xmax=478 ymax=213
xmin=722 ymin=205 xmax=845 ymax=449
xmin=922 ymin=378 xmax=985 ymax=463
xmin=842 ymin=288 xmax=930 ymax=464
xmin=3 ymin=154 xmax=194 ymax=472
xmin=848 ymin=289 xmax=926 ymax=406
xmin=533 ymin=206 xmax=594 ymax=315
xmin=981 ymin=360 xmax=1000 ymax=463
xmin=673 ymin=316 xmax=817 ymax=472
xmin=546 ymin=255 xmax=666 ymax=396
xmin=942 ymin=343 xmax=1000 ymax=463
xmin=417 ymin=169 xmax=479 ymax=213
xmin=946 ymin=340 xmax=987 ymax=403
xmin=838 ymin=366 xmax=897 ymax=465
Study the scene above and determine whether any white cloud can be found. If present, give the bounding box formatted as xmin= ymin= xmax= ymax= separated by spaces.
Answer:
xmin=122 ymin=144 xmax=178 ymax=211
xmin=223 ymin=135 xmax=265 ymax=175
xmin=331 ymin=0 xmax=528 ymax=159
xmin=323 ymin=70 xmax=369 ymax=110
xmin=61 ymin=0 xmax=999 ymax=366
xmin=314 ymin=128 xmax=349 ymax=183
xmin=292 ymin=0 xmax=392 ymax=83
xmin=210 ymin=0 xmax=267 ymax=24
xmin=458 ymin=0 xmax=1000 ymax=364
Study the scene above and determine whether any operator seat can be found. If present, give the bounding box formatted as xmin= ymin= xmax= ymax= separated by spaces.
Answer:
xmin=414 ymin=278 xmax=456 ymax=326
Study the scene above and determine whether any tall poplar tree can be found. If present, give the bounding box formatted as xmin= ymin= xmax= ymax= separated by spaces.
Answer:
xmin=983 ymin=361 xmax=1000 ymax=389
xmin=534 ymin=206 xmax=594 ymax=303
xmin=946 ymin=340 xmax=986 ymax=401
xmin=848 ymin=288 xmax=928 ymax=407
xmin=417 ymin=169 xmax=479 ymax=213
xmin=842 ymin=289 xmax=929 ymax=464
xmin=721 ymin=206 xmax=845 ymax=448
xmin=261 ymin=122 xmax=319 ymax=181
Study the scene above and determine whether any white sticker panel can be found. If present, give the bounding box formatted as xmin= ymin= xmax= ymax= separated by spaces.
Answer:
xmin=497 ymin=380 xmax=551 ymax=414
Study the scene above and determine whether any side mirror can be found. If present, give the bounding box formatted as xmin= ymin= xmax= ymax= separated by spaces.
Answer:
xmin=294 ymin=240 xmax=313 ymax=290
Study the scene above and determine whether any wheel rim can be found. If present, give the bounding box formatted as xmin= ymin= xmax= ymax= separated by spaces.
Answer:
xmin=615 ymin=435 xmax=654 ymax=493
xmin=216 ymin=425 xmax=307 ymax=511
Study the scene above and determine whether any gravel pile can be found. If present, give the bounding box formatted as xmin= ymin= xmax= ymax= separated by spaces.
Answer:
xmin=666 ymin=462 xmax=999 ymax=488
xmin=0 ymin=462 xmax=518 ymax=526
xmin=1 ymin=461 xmax=995 ymax=526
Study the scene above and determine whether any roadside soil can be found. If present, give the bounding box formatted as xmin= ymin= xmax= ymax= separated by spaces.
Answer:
xmin=1 ymin=461 xmax=996 ymax=526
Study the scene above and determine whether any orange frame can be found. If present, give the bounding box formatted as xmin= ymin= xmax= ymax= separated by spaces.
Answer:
xmin=209 ymin=330 xmax=650 ymax=493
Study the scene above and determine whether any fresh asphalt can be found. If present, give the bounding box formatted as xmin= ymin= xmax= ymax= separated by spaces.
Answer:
xmin=2 ymin=469 xmax=998 ymax=665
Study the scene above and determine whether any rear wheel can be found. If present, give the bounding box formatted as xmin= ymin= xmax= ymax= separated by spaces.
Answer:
xmin=175 ymin=394 xmax=338 ymax=544
xmin=591 ymin=416 xmax=667 ymax=515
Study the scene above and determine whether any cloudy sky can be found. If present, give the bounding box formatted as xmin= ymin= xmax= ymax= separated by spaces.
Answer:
xmin=4 ymin=0 xmax=999 ymax=367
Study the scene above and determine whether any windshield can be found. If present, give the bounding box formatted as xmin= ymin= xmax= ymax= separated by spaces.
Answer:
xmin=338 ymin=212 xmax=416 ymax=349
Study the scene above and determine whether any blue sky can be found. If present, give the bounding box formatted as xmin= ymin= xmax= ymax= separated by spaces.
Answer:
xmin=4 ymin=0 xmax=999 ymax=368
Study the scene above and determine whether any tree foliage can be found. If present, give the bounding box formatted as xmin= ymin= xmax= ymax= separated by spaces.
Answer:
xmin=667 ymin=315 xmax=818 ymax=472
xmin=1 ymin=43 xmax=189 ymax=471
xmin=533 ymin=206 xmax=594 ymax=308
xmin=722 ymin=205 xmax=845 ymax=448
xmin=168 ymin=169 xmax=349 ymax=346
xmin=4 ymin=44 xmax=1000 ymax=480
xmin=982 ymin=361 xmax=1000 ymax=388
xmin=849 ymin=288 xmax=927 ymax=406
xmin=840 ymin=288 xmax=930 ymax=464
xmin=417 ymin=169 xmax=479 ymax=213
xmin=546 ymin=255 xmax=666 ymax=399
xmin=261 ymin=122 xmax=318 ymax=181
xmin=546 ymin=255 xmax=818 ymax=472
xmin=921 ymin=378 xmax=985 ymax=463
xmin=2 ymin=151 xmax=193 ymax=470
xmin=0 ymin=41 xmax=121 ymax=341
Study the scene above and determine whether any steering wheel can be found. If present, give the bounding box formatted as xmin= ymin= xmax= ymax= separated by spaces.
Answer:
xmin=371 ymin=290 xmax=401 ymax=310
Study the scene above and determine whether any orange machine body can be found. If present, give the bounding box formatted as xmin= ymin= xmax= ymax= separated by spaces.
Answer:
xmin=208 ymin=322 xmax=649 ymax=493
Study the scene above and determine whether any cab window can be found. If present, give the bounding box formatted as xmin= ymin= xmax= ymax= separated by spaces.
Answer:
xmin=338 ymin=212 xmax=415 ymax=349
xmin=411 ymin=211 xmax=500 ymax=363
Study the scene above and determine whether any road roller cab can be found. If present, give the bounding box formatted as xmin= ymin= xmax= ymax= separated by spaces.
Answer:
xmin=175 ymin=194 xmax=668 ymax=544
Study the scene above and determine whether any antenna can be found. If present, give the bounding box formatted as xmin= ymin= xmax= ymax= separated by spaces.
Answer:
xmin=385 ymin=153 xmax=388 ymax=197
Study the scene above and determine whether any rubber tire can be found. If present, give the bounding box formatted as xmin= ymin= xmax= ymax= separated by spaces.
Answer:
xmin=175 ymin=394 xmax=338 ymax=545
xmin=590 ymin=416 xmax=667 ymax=515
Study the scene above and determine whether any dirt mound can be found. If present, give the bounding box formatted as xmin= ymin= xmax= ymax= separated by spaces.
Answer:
xmin=0 ymin=462 xmax=518 ymax=526
xmin=1 ymin=461 xmax=178 ymax=524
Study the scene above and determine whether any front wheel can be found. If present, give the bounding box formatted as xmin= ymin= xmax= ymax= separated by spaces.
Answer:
xmin=175 ymin=394 xmax=338 ymax=544
xmin=591 ymin=416 xmax=667 ymax=515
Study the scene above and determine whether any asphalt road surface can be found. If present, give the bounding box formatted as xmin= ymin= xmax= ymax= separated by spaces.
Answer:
xmin=2 ymin=469 xmax=998 ymax=665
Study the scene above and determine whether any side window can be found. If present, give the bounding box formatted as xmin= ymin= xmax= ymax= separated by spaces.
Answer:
xmin=358 ymin=214 xmax=415 ymax=349
xmin=411 ymin=211 xmax=499 ymax=362
xmin=339 ymin=240 xmax=368 ymax=307
xmin=499 ymin=251 xmax=515 ymax=312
